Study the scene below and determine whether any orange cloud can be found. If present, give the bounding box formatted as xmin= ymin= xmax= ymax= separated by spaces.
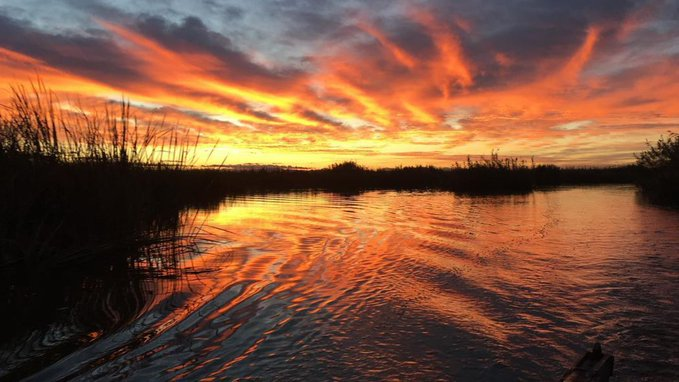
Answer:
xmin=357 ymin=21 xmax=417 ymax=69
xmin=561 ymin=27 xmax=600 ymax=82
xmin=0 ymin=10 xmax=677 ymax=168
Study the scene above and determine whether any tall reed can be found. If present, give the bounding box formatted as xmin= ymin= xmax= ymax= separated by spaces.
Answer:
xmin=0 ymin=82 xmax=220 ymax=267
xmin=0 ymin=82 xmax=204 ymax=168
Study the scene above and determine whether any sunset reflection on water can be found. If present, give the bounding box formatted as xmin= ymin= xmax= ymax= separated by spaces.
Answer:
xmin=16 ymin=186 xmax=679 ymax=381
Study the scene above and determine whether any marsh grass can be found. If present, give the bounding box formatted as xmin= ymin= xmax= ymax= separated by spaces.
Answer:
xmin=229 ymin=156 xmax=637 ymax=194
xmin=0 ymin=83 xmax=226 ymax=268
xmin=0 ymin=83 xmax=210 ymax=167
xmin=0 ymin=83 xmax=221 ymax=377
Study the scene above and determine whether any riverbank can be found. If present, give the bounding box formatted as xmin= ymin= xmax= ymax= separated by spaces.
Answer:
xmin=0 ymin=155 xmax=645 ymax=268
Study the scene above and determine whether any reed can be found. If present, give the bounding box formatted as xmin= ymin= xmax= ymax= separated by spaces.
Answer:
xmin=0 ymin=83 xmax=224 ymax=268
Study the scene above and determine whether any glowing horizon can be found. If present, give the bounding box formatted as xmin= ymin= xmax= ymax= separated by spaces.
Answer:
xmin=1 ymin=1 xmax=678 ymax=168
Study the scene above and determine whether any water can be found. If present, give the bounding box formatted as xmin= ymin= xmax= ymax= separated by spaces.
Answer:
xmin=2 ymin=186 xmax=679 ymax=381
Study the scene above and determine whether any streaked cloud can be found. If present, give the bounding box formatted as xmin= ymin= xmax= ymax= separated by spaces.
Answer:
xmin=552 ymin=120 xmax=594 ymax=131
xmin=0 ymin=0 xmax=678 ymax=167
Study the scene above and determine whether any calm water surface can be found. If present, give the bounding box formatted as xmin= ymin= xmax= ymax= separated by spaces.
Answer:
xmin=3 ymin=186 xmax=679 ymax=381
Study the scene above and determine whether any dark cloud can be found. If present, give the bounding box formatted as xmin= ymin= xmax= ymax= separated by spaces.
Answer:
xmin=0 ymin=12 xmax=142 ymax=85
xmin=224 ymin=6 xmax=244 ymax=20
xmin=132 ymin=15 xmax=303 ymax=84
xmin=411 ymin=0 xmax=641 ymax=88
xmin=296 ymin=108 xmax=344 ymax=127
xmin=281 ymin=9 xmax=345 ymax=41
xmin=0 ymin=0 xmax=658 ymax=93
xmin=425 ymin=0 xmax=636 ymax=28
xmin=0 ymin=10 xmax=306 ymax=93
xmin=382 ymin=18 xmax=437 ymax=59
xmin=63 ymin=0 xmax=129 ymax=21
xmin=200 ymin=1 xmax=243 ymax=20
xmin=134 ymin=15 xmax=233 ymax=51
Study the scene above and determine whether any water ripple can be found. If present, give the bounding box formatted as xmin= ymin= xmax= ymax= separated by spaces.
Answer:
xmin=6 ymin=186 xmax=679 ymax=381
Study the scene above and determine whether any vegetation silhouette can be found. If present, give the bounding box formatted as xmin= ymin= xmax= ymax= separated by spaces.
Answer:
xmin=635 ymin=132 xmax=679 ymax=204
xmin=0 ymin=82 xmax=665 ymax=270
xmin=0 ymin=84 xmax=216 ymax=377
xmin=0 ymin=84 xmax=226 ymax=268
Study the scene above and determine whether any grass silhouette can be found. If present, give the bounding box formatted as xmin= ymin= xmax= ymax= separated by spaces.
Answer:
xmin=0 ymin=83 xmax=224 ymax=268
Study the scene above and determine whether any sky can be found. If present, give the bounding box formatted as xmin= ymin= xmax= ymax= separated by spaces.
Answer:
xmin=0 ymin=0 xmax=678 ymax=167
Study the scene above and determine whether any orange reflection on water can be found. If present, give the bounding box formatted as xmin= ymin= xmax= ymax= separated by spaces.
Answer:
xmin=34 ymin=187 xmax=679 ymax=381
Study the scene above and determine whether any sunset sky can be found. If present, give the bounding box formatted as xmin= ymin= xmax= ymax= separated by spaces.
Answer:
xmin=1 ymin=0 xmax=678 ymax=167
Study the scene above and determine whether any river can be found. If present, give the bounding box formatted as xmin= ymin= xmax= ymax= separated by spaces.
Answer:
xmin=2 ymin=185 xmax=678 ymax=381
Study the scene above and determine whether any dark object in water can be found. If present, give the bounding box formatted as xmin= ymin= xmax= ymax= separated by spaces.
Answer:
xmin=562 ymin=343 xmax=615 ymax=382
